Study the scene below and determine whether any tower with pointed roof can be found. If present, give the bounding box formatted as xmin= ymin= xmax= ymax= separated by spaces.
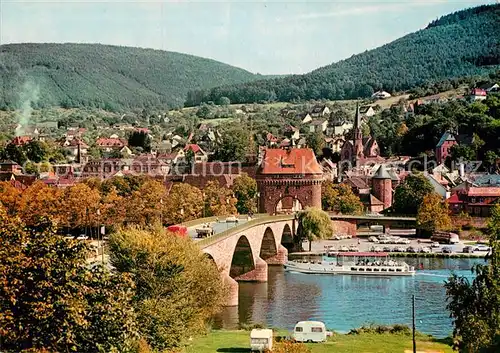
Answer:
xmin=372 ymin=165 xmax=393 ymax=210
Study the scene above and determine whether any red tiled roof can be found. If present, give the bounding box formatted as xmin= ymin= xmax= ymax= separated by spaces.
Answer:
xmin=184 ymin=144 xmax=203 ymax=154
xmin=96 ymin=137 xmax=127 ymax=147
xmin=266 ymin=133 xmax=278 ymax=142
xmin=11 ymin=136 xmax=32 ymax=146
xmin=447 ymin=193 xmax=464 ymax=204
xmin=471 ymin=88 xmax=487 ymax=96
xmin=259 ymin=148 xmax=322 ymax=175
xmin=467 ymin=187 xmax=500 ymax=197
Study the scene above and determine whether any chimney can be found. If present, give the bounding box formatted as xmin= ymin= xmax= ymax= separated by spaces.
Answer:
xmin=459 ymin=163 xmax=465 ymax=178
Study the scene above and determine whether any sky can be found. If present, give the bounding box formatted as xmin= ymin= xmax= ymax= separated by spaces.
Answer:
xmin=0 ymin=0 xmax=496 ymax=75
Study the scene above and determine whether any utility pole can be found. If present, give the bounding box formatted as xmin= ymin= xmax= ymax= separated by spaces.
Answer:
xmin=412 ymin=294 xmax=417 ymax=353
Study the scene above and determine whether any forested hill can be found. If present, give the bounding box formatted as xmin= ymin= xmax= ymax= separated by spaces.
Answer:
xmin=188 ymin=4 xmax=500 ymax=106
xmin=0 ymin=43 xmax=266 ymax=110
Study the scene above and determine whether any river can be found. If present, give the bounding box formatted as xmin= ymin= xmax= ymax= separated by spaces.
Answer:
xmin=214 ymin=257 xmax=483 ymax=338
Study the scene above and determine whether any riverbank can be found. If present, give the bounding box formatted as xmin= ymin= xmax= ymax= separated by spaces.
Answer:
xmin=184 ymin=329 xmax=454 ymax=353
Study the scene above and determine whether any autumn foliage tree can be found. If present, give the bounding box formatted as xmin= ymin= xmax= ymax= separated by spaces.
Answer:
xmin=0 ymin=208 xmax=138 ymax=352
xmin=0 ymin=181 xmax=22 ymax=215
xmin=417 ymin=193 xmax=452 ymax=234
xmin=109 ymin=226 xmax=226 ymax=350
xmin=203 ymin=181 xmax=237 ymax=217
xmin=322 ymin=181 xmax=363 ymax=215
xmin=18 ymin=181 xmax=64 ymax=226
xmin=164 ymin=183 xmax=203 ymax=224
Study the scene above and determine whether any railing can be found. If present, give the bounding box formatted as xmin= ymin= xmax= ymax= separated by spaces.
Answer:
xmin=328 ymin=213 xmax=416 ymax=221
xmin=197 ymin=214 xmax=295 ymax=248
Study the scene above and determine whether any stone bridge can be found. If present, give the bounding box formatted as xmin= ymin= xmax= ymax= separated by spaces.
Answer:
xmin=198 ymin=215 xmax=297 ymax=306
xmin=191 ymin=213 xmax=416 ymax=306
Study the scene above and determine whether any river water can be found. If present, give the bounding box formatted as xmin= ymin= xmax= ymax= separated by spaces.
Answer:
xmin=215 ymin=257 xmax=483 ymax=338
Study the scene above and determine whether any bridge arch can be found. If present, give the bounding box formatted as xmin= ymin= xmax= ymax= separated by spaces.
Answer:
xmin=229 ymin=235 xmax=255 ymax=278
xmin=259 ymin=227 xmax=277 ymax=260
xmin=281 ymin=223 xmax=294 ymax=251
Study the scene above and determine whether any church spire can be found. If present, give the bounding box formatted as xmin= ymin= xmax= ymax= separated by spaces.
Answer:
xmin=354 ymin=101 xmax=361 ymax=131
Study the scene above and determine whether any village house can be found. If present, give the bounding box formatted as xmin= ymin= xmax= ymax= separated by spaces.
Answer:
xmin=359 ymin=105 xmax=376 ymax=118
xmin=324 ymin=136 xmax=345 ymax=153
xmin=371 ymin=90 xmax=392 ymax=100
xmin=61 ymin=139 xmax=89 ymax=162
xmin=183 ymin=144 xmax=208 ymax=162
xmin=309 ymin=104 xmax=330 ymax=118
xmin=297 ymin=112 xmax=312 ymax=124
xmin=435 ymin=131 xmax=457 ymax=165
xmin=284 ymin=125 xmax=300 ymax=141
xmin=96 ymin=137 xmax=128 ymax=153
xmin=0 ymin=160 xmax=23 ymax=174
xmin=309 ymin=119 xmax=328 ymax=133
xmin=478 ymin=82 xmax=499 ymax=93
xmin=468 ymin=88 xmax=487 ymax=101
xmin=11 ymin=136 xmax=32 ymax=146
xmin=448 ymin=183 xmax=500 ymax=217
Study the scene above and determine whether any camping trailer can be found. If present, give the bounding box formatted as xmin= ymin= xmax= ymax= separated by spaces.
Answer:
xmin=293 ymin=321 xmax=327 ymax=343
xmin=250 ymin=329 xmax=273 ymax=352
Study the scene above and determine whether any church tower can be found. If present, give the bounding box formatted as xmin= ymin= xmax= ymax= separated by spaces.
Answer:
xmin=353 ymin=102 xmax=364 ymax=165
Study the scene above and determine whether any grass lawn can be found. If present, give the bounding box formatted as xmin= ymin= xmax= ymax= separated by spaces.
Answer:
xmin=184 ymin=330 xmax=454 ymax=353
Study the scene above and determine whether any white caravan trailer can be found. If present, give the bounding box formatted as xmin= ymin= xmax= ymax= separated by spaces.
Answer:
xmin=250 ymin=329 xmax=273 ymax=352
xmin=293 ymin=321 xmax=327 ymax=343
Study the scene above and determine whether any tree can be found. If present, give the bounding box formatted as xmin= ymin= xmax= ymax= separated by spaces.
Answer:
xmin=393 ymin=174 xmax=434 ymax=215
xmin=61 ymin=183 xmax=101 ymax=230
xmin=445 ymin=204 xmax=500 ymax=352
xmin=101 ymin=186 xmax=126 ymax=228
xmin=127 ymin=180 xmax=167 ymax=225
xmin=164 ymin=183 xmax=203 ymax=224
xmin=18 ymin=181 xmax=64 ymax=226
xmin=0 ymin=181 xmax=22 ymax=216
xmin=109 ymin=226 xmax=226 ymax=350
xmin=218 ymin=96 xmax=231 ymax=106
xmin=297 ymin=207 xmax=333 ymax=251
xmin=128 ymin=131 xmax=151 ymax=152
xmin=417 ymin=193 xmax=452 ymax=234
xmin=212 ymin=127 xmax=250 ymax=162
xmin=232 ymin=173 xmax=258 ymax=214
xmin=322 ymin=181 xmax=363 ymax=215
xmin=306 ymin=131 xmax=325 ymax=156
xmin=0 ymin=209 xmax=138 ymax=352
xmin=203 ymin=181 xmax=237 ymax=217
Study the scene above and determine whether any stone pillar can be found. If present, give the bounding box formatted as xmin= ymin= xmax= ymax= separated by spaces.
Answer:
xmin=265 ymin=245 xmax=288 ymax=265
xmin=223 ymin=273 xmax=239 ymax=307
xmin=235 ymin=257 xmax=268 ymax=282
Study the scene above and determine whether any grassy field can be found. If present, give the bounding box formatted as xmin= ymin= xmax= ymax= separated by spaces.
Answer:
xmin=184 ymin=330 xmax=454 ymax=353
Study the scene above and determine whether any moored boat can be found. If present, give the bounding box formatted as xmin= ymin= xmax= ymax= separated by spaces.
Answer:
xmin=284 ymin=252 xmax=415 ymax=276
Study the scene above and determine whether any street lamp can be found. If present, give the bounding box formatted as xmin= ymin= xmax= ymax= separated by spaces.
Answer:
xmin=96 ymin=209 xmax=103 ymax=263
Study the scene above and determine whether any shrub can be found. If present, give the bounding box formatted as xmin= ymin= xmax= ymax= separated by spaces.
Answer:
xmin=268 ymin=340 xmax=311 ymax=353
xmin=348 ymin=324 xmax=411 ymax=335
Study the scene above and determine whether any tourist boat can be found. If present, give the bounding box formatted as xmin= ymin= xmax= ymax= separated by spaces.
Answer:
xmin=284 ymin=252 xmax=416 ymax=276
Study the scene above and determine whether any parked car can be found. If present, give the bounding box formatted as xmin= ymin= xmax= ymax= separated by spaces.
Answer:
xmin=331 ymin=235 xmax=341 ymax=240
xmin=399 ymin=238 xmax=411 ymax=245
xmin=474 ymin=244 xmax=491 ymax=252
xmin=431 ymin=242 xmax=440 ymax=248
xmin=226 ymin=215 xmax=239 ymax=223
xmin=406 ymin=246 xmax=417 ymax=253
xmin=463 ymin=246 xmax=474 ymax=254
xmin=348 ymin=245 xmax=359 ymax=252
xmin=76 ymin=234 xmax=89 ymax=240
xmin=370 ymin=246 xmax=383 ymax=252
xmin=442 ymin=247 xmax=453 ymax=254
xmin=420 ymin=247 xmax=432 ymax=253
xmin=383 ymin=246 xmax=393 ymax=252
xmin=368 ymin=236 xmax=379 ymax=243
xmin=395 ymin=246 xmax=407 ymax=253
xmin=339 ymin=246 xmax=349 ymax=252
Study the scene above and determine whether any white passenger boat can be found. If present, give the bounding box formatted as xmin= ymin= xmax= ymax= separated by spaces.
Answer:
xmin=284 ymin=252 xmax=415 ymax=276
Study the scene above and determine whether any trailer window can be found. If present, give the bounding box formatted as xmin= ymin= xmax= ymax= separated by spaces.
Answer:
xmin=295 ymin=327 xmax=303 ymax=332
xmin=311 ymin=327 xmax=323 ymax=333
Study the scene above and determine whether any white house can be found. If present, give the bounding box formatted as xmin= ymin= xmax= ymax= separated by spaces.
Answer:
xmin=372 ymin=91 xmax=392 ymax=100
xmin=359 ymin=105 xmax=376 ymax=117
xmin=309 ymin=119 xmax=328 ymax=133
